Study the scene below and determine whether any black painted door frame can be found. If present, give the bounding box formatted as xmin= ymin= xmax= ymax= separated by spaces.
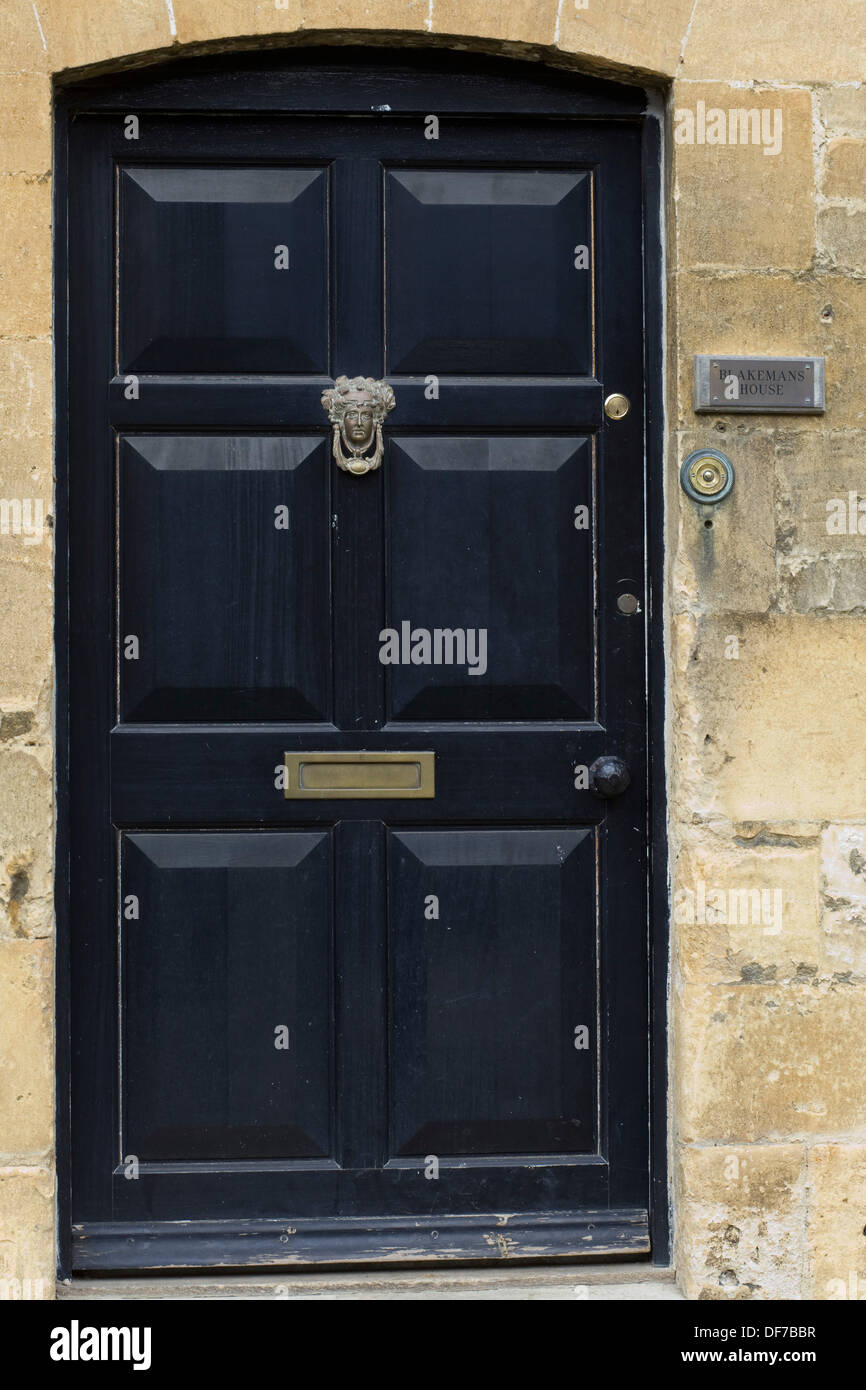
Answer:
xmin=54 ymin=47 xmax=668 ymax=1275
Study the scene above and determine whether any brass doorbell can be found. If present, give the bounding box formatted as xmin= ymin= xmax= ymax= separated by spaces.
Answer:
xmin=680 ymin=448 xmax=735 ymax=503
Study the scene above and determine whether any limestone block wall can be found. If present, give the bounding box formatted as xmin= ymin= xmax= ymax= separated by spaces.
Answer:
xmin=0 ymin=0 xmax=863 ymax=1299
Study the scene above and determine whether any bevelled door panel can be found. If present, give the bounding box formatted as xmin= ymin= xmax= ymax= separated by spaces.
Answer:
xmin=121 ymin=831 xmax=333 ymax=1162
xmin=386 ymin=436 xmax=594 ymax=721
xmin=385 ymin=167 xmax=592 ymax=375
xmin=119 ymin=435 xmax=330 ymax=722
xmin=388 ymin=828 xmax=597 ymax=1157
xmin=118 ymin=166 xmax=330 ymax=373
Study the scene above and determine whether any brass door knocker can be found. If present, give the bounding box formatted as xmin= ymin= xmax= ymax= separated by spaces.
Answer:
xmin=321 ymin=375 xmax=396 ymax=476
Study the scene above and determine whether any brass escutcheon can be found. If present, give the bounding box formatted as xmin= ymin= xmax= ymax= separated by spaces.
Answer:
xmin=604 ymin=392 xmax=630 ymax=421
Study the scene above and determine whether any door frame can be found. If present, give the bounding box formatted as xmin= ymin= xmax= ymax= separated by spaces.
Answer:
xmin=53 ymin=45 xmax=669 ymax=1277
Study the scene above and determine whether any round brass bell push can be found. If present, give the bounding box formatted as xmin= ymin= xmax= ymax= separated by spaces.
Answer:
xmin=604 ymin=392 xmax=630 ymax=421
xmin=680 ymin=448 xmax=735 ymax=504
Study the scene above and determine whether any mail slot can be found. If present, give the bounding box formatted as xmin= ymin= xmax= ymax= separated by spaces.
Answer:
xmin=284 ymin=751 xmax=435 ymax=799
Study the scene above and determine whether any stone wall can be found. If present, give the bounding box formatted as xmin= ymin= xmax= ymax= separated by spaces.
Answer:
xmin=0 ymin=0 xmax=863 ymax=1299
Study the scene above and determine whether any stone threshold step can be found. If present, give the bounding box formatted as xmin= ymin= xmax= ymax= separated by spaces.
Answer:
xmin=59 ymin=1264 xmax=682 ymax=1301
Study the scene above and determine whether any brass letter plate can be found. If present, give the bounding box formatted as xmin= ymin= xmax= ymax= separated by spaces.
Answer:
xmin=283 ymin=751 xmax=435 ymax=799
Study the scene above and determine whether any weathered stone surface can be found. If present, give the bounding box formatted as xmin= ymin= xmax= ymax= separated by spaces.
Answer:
xmin=0 ymin=940 xmax=52 ymax=1159
xmin=0 ymin=75 xmax=51 ymax=175
xmin=673 ymin=429 xmax=775 ymax=613
xmin=673 ymin=85 xmax=813 ymax=272
xmin=0 ymin=340 xmax=52 ymax=440
xmin=820 ymin=826 xmax=866 ymax=980
xmin=173 ymin=0 xmax=301 ymax=45
xmin=775 ymin=429 xmax=866 ymax=610
xmin=0 ymin=435 xmax=53 ymax=498
xmin=32 ymin=0 xmax=172 ymax=74
xmin=413 ymin=0 xmax=547 ymax=43
xmin=0 ymin=177 xmax=52 ymax=338
xmin=829 ymin=557 xmax=866 ymax=611
xmin=675 ymin=1144 xmax=807 ymax=1299
xmin=0 ymin=712 xmax=35 ymax=743
xmin=174 ymin=0 xmax=437 ymax=44
xmin=0 ymin=1167 xmax=54 ymax=1291
xmin=734 ymin=822 xmax=823 ymax=842
xmin=783 ymin=554 xmax=866 ymax=612
xmin=823 ymin=138 xmax=866 ymax=197
xmin=557 ymin=0 xmax=695 ymax=77
xmin=674 ymin=830 xmax=821 ymax=986
xmin=675 ymin=273 xmax=866 ymax=431
xmin=818 ymin=207 xmax=866 ymax=276
xmin=0 ymin=557 xmax=53 ymax=710
xmin=819 ymin=86 xmax=866 ymax=139
xmin=683 ymin=1 xmax=866 ymax=82
xmin=0 ymin=1 xmax=52 ymax=73
xmin=667 ymin=612 xmax=703 ymax=819
xmin=807 ymin=1145 xmax=866 ymax=1298
xmin=672 ymin=616 xmax=866 ymax=822
xmin=775 ymin=430 xmax=866 ymax=563
xmin=676 ymin=981 xmax=866 ymax=1143
xmin=0 ymin=750 xmax=52 ymax=940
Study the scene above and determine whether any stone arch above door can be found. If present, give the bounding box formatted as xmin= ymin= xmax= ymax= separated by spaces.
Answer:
xmin=7 ymin=1 xmax=696 ymax=85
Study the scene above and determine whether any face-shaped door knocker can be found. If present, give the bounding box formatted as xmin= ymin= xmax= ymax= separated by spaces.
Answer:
xmin=321 ymin=375 xmax=396 ymax=476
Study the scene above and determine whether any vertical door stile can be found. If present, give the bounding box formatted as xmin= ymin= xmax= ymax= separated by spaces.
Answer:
xmin=331 ymin=156 xmax=386 ymax=734
xmin=330 ymin=155 xmax=389 ymax=1173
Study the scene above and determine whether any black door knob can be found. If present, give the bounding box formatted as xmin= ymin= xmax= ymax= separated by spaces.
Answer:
xmin=589 ymin=755 xmax=631 ymax=799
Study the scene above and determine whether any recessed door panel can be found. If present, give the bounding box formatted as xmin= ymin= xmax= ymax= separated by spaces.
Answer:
xmin=388 ymin=828 xmax=597 ymax=1157
xmin=118 ymin=165 xmax=329 ymax=373
xmin=386 ymin=167 xmax=592 ymax=375
xmin=121 ymin=831 xmax=333 ymax=1162
xmin=118 ymin=435 xmax=331 ymax=722
xmin=386 ymin=436 xmax=594 ymax=721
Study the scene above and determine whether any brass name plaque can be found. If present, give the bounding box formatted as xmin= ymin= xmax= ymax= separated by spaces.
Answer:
xmin=694 ymin=355 xmax=825 ymax=413
xmin=284 ymin=751 xmax=435 ymax=799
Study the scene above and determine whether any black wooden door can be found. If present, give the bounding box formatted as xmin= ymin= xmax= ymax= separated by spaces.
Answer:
xmin=62 ymin=53 xmax=657 ymax=1269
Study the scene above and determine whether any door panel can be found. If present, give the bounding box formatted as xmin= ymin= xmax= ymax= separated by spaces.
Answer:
xmin=119 ymin=165 xmax=330 ymax=372
xmin=386 ymin=436 xmax=594 ymax=721
xmin=121 ymin=831 xmax=333 ymax=1163
xmin=63 ymin=54 xmax=657 ymax=1269
xmin=385 ymin=168 xmax=592 ymax=374
xmin=388 ymin=828 xmax=596 ymax=1158
xmin=119 ymin=435 xmax=331 ymax=721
